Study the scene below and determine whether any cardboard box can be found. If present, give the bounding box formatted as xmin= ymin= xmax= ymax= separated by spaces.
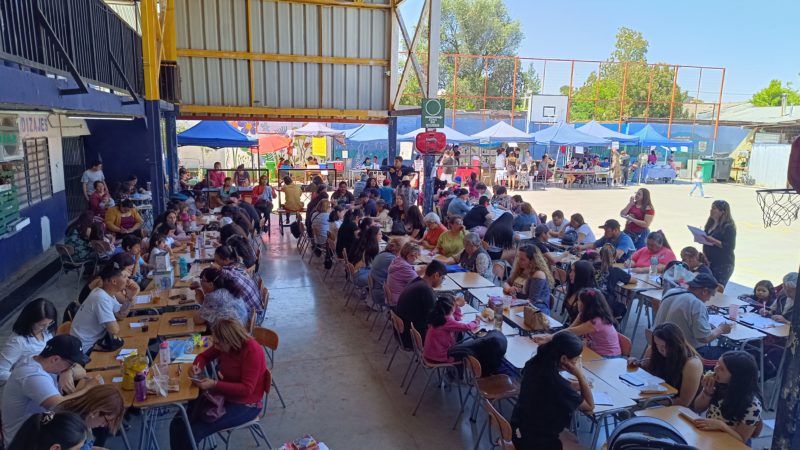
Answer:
xmin=153 ymin=268 xmax=175 ymax=291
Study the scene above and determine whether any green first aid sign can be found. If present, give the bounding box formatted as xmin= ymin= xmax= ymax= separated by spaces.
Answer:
xmin=421 ymin=98 xmax=444 ymax=129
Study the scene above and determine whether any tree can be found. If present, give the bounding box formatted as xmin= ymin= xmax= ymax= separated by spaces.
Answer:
xmin=399 ymin=0 xmax=539 ymax=111
xmin=751 ymin=79 xmax=800 ymax=106
xmin=561 ymin=27 xmax=689 ymax=122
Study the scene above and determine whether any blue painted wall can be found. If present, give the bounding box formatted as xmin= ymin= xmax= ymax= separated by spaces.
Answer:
xmin=0 ymin=191 xmax=67 ymax=281
xmin=83 ymin=101 xmax=173 ymax=215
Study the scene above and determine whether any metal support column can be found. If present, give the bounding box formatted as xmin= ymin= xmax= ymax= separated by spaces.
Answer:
xmin=388 ymin=117 xmax=398 ymax=161
xmin=422 ymin=155 xmax=435 ymax=214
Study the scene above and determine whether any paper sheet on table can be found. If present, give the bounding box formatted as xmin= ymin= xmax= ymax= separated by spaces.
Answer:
xmin=129 ymin=322 xmax=144 ymax=328
xmin=738 ymin=314 xmax=783 ymax=329
xmin=708 ymin=315 xmax=733 ymax=327
xmin=134 ymin=295 xmax=151 ymax=305
xmin=173 ymin=353 xmax=198 ymax=364
xmin=112 ymin=377 xmax=123 ymax=383
xmin=687 ymin=225 xmax=714 ymax=245
xmin=592 ymin=390 xmax=614 ymax=406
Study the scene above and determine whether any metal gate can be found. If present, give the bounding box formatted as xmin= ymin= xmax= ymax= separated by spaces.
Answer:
xmin=62 ymin=137 xmax=86 ymax=221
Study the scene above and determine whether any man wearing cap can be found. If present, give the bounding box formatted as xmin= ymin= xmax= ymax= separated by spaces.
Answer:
xmin=575 ymin=219 xmax=636 ymax=262
xmin=2 ymin=335 xmax=99 ymax=446
xmin=447 ymin=188 xmax=471 ymax=218
xmin=654 ymin=273 xmax=732 ymax=358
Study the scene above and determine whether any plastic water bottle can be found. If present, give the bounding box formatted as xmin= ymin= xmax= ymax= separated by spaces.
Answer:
xmin=159 ymin=341 xmax=171 ymax=369
xmin=134 ymin=373 xmax=147 ymax=402
xmin=179 ymin=256 xmax=188 ymax=278
xmin=649 ymin=256 xmax=659 ymax=277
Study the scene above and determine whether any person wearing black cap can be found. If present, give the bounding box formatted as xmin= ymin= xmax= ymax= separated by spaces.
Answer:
xmin=654 ymin=272 xmax=733 ymax=358
xmin=1 ymin=335 xmax=99 ymax=447
xmin=574 ymin=219 xmax=636 ymax=262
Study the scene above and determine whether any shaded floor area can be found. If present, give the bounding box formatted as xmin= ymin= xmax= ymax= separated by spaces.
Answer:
xmin=1 ymin=217 xmax=777 ymax=449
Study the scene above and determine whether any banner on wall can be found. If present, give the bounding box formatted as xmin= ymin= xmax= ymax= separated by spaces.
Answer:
xmin=312 ymin=137 xmax=327 ymax=157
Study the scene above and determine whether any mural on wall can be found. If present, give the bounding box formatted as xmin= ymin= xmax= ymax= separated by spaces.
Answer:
xmin=228 ymin=121 xmax=340 ymax=169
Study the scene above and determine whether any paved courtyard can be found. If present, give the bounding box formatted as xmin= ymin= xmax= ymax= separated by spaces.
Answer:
xmin=516 ymin=180 xmax=800 ymax=289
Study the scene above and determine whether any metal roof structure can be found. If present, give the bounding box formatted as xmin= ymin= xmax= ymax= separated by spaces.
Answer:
xmin=173 ymin=0 xmax=397 ymax=123
xmin=696 ymin=102 xmax=800 ymax=126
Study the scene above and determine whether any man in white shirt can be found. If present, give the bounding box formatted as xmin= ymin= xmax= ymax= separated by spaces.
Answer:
xmin=70 ymin=281 xmax=132 ymax=353
xmin=2 ymin=335 xmax=98 ymax=446
xmin=494 ymin=148 xmax=507 ymax=184
xmin=546 ymin=209 xmax=567 ymax=237
xmin=81 ymin=160 xmax=106 ymax=201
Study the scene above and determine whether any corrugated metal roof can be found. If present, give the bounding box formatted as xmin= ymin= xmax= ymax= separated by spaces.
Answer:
xmin=698 ymin=102 xmax=800 ymax=125
xmin=174 ymin=0 xmax=391 ymax=122
xmin=103 ymin=0 xmax=141 ymax=34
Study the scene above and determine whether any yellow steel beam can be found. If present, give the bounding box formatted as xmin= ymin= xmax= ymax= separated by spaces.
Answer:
xmin=270 ymin=0 xmax=390 ymax=9
xmin=140 ymin=0 xmax=160 ymax=100
xmin=177 ymin=49 xmax=389 ymax=67
xmin=163 ymin=0 xmax=177 ymax=61
xmin=245 ymin=0 xmax=255 ymax=106
xmin=180 ymin=104 xmax=388 ymax=120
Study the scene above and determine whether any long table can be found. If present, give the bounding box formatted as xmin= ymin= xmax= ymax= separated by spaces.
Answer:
xmin=636 ymin=406 xmax=751 ymax=450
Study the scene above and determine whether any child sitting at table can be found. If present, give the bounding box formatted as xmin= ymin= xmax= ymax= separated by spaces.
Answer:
xmin=423 ymin=296 xmax=480 ymax=363
xmin=147 ymin=232 xmax=172 ymax=267
xmin=741 ymin=279 xmax=776 ymax=312
xmin=761 ymin=272 xmax=797 ymax=324
xmin=534 ymin=288 xmax=621 ymax=358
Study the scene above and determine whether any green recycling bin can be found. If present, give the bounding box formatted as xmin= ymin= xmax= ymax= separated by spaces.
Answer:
xmin=696 ymin=160 xmax=714 ymax=183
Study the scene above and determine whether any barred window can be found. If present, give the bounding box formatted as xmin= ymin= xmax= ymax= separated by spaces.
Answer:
xmin=14 ymin=138 xmax=52 ymax=208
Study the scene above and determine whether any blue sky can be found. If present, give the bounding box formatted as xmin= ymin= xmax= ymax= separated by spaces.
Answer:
xmin=399 ymin=0 xmax=800 ymax=102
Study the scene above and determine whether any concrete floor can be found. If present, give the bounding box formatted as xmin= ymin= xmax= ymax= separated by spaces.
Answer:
xmin=1 ymin=180 xmax=788 ymax=449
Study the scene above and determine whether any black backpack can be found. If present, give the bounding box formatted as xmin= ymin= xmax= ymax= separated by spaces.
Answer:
xmin=560 ymin=229 xmax=579 ymax=246
xmin=289 ymin=221 xmax=302 ymax=238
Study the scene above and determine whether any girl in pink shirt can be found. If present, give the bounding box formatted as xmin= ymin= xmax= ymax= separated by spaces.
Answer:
xmin=534 ymin=288 xmax=621 ymax=357
xmin=423 ymin=296 xmax=480 ymax=363
xmin=628 ymin=230 xmax=676 ymax=274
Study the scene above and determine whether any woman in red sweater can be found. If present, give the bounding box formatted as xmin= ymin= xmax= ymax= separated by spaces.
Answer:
xmin=170 ymin=319 xmax=268 ymax=450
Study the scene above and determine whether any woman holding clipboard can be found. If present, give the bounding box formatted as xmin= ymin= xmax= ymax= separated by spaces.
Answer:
xmin=696 ymin=200 xmax=737 ymax=287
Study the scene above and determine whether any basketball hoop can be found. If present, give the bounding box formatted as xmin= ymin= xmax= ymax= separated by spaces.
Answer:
xmin=756 ymin=189 xmax=800 ymax=227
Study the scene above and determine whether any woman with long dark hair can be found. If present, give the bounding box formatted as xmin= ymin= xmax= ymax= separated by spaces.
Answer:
xmin=503 ymin=245 xmax=554 ymax=315
xmin=511 ymin=332 xmax=594 ymax=450
xmin=562 ymin=261 xmax=595 ymax=323
xmin=0 ymin=298 xmax=58 ymax=383
xmin=336 ymin=208 xmax=363 ymax=258
xmin=701 ymin=199 xmax=737 ymax=286
xmin=349 ymin=224 xmax=382 ymax=287
xmin=632 ymin=323 xmax=702 ymax=407
xmin=692 ymin=351 xmax=762 ymax=443
xmin=621 ymin=187 xmax=655 ymax=249
xmin=484 ymin=212 xmax=515 ymax=260
xmin=535 ymin=288 xmax=620 ymax=357
xmin=404 ymin=205 xmax=424 ymax=239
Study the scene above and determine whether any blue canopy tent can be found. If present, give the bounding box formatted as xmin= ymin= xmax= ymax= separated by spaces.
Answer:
xmin=470 ymin=121 xmax=535 ymax=143
xmin=576 ymin=120 xmax=639 ymax=143
xmin=532 ymin=122 xmax=611 ymax=147
xmin=177 ymin=120 xmax=257 ymax=148
xmin=398 ymin=125 xmax=477 ymax=143
xmin=633 ymin=124 xmax=694 ymax=147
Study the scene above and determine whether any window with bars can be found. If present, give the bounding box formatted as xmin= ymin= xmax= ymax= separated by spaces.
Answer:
xmin=14 ymin=138 xmax=53 ymax=208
